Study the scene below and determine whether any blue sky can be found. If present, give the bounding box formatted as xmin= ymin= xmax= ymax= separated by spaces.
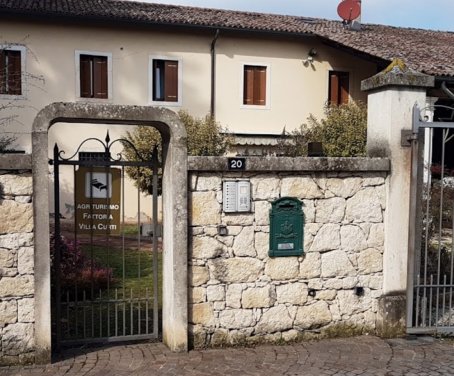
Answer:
xmin=137 ymin=0 xmax=454 ymax=31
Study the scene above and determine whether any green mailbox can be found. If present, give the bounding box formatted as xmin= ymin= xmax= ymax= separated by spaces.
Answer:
xmin=269 ymin=197 xmax=304 ymax=257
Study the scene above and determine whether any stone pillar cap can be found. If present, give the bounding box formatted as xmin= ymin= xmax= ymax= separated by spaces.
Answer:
xmin=361 ymin=58 xmax=434 ymax=92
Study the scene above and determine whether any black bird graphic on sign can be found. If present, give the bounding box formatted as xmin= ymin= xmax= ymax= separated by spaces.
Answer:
xmin=91 ymin=179 xmax=108 ymax=192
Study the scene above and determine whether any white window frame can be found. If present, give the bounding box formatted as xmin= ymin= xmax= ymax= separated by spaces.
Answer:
xmin=0 ymin=44 xmax=26 ymax=100
xmin=240 ymin=62 xmax=271 ymax=110
xmin=75 ymin=50 xmax=113 ymax=101
xmin=148 ymin=55 xmax=183 ymax=107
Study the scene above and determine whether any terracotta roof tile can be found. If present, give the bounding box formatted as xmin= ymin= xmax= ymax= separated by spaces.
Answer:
xmin=315 ymin=22 xmax=454 ymax=77
xmin=1 ymin=0 xmax=453 ymax=77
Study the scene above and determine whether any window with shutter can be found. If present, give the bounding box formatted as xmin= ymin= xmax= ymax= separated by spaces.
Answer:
xmin=152 ymin=59 xmax=179 ymax=102
xmin=0 ymin=49 xmax=22 ymax=95
xmin=79 ymin=55 xmax=92 ymax=98
xmin=79 ymin=54 xmax=108 ymax=99
xmin=328 ymin=71 xmax=349 ymax=105
xmin=243 ymin=65 xmax=267 ymax=106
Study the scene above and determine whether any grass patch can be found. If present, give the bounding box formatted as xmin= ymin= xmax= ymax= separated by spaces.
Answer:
xmin=81 ymin=243 xmax=162 ymax=307
xmin=122 ymin=224 xmax=140 ymax=236
xmin=57 ymin=243 xmax=162 ymax=342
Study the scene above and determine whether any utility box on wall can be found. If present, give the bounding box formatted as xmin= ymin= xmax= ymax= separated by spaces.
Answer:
xmin=269 ymin=197 xmax=304 ymax=257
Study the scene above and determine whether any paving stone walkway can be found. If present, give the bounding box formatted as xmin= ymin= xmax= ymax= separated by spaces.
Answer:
xmin=1 ymin=336 xmax=454 ymax=375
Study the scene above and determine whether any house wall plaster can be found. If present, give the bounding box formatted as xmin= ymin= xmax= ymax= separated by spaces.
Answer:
xmin=0 ymin=19 xmax=376 ymax=152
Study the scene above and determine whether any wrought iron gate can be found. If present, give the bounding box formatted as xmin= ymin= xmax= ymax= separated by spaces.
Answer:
xmin=408 ymin=104 xmax=454 ymax=334
xmin=50 ymin=131 xmax=161 ymax=349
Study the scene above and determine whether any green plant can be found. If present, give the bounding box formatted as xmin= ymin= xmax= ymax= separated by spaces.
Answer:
xmin=0 ymin=132 xmax=16 ymax=152
xmin=0 ymin=100 xmax=18 ymax=153
xmin=179 ymin=110 xmax=231 ymax=156
xmin=0 ymin=39 xmax=44 ymax=152
xmin=50 ymin=234 xmax=114 ymax=294
xmin=278 ymin=101 xmax=367 ymax=157
xmin=420 ymin=179 xmax=454 ymax=279
xmin=121 ymin=110 xmax=231 ymax=194
xmin=122 ymin=224 xmax=140 ymax=235
xmin=121 ymin=126 xmax=162 ymax=195
xmin=82 ymin=244 xmax=162 ymax=302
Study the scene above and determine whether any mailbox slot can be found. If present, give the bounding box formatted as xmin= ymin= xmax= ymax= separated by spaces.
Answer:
xmin=269 ymin=197 xmax=304 ymax=257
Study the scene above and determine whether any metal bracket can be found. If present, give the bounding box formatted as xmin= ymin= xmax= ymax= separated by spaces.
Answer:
xmin=401 ymin=129 xmax=417 ymax=147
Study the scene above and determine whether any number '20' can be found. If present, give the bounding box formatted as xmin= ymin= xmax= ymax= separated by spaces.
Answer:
xmin=230 ymin=159 xmax=243 ymax=169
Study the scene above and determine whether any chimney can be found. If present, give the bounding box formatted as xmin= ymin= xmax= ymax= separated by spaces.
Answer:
xmin=350 ymin=0 xmax=362 ymax=30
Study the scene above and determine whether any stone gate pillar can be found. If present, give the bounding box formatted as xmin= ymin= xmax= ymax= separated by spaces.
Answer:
xmin=361 ymin=59 xmax=434 ymax=335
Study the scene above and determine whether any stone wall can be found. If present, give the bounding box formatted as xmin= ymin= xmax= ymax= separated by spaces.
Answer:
xmin=0 ymin=153 xmax=391 ymax=361
xmin=188 ymin=158 xmax=389 ymax=347
xmin=0 ymin=157 xmax=35 ymax=365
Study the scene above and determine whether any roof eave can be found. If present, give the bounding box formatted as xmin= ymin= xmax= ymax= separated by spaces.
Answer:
xmin=319 ymin=36 xmax=389 ymax=68
xmin=435 ymin=75 xmax=454 ymax=83
xmin=0 ymin=8 xmax=318 ymax=39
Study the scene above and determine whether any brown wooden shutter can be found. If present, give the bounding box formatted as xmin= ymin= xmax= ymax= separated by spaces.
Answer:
xmin=164 ymin=60 xmax=178 ymax=102
xmin=339 ymin=72 xmax=349 ymax=104
xmin=7 ymin=51 xmax=21 ymax=95
xmin=93 ymin=56 xmax=108 ymax=99
xmin=0 ymin=51 xmax=6 ymax=94
xmin=329 ymin=72 xmax=339 ymax=105
xmin=329 ymin=71 xmax=349 ymax=105
xmin=243 ymin=65 xmax=254 ymax=105
xmin=80 ymin=55 xmax=92 ymax=98
xmin=254 ymin=66 xmax=266 ymax=105
xmin=244 ymin=66 xmax=266 ymax=105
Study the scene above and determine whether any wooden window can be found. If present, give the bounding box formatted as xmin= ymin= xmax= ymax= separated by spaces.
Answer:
xmin=79 ymin=54 xmax=108 ymax=99
xmin=0 ymin=49 xmax=22 ymax=95
xmin=152 ymin=59 xmax=178 ymax=102
xmin=243 ymin=65 xmax=267 ymax=106
xmin=328 ymin=71 xmax=349 ymax=105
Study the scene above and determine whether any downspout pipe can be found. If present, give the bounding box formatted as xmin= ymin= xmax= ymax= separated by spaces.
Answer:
xmin=441 ymin=81 xmax=454 ymax=100
xmin=210 ymin=29 xmax=220 ymax=119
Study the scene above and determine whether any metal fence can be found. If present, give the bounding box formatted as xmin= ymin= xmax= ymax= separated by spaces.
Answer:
xmin=408 ymin=104 xmax=454 ymax=334
xmin=50 ymin=131 xmax=161 ymax=349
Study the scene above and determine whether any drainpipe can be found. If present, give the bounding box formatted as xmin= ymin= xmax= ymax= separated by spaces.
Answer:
xmin=210 ymin=29 xmax=220 ymax=119
xmin=441 ymin=81 xmax=454 ymax=99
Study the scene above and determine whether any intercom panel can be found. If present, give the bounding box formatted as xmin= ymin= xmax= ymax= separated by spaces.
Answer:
xmin=222 ymin=180 xmax=251 ymax=213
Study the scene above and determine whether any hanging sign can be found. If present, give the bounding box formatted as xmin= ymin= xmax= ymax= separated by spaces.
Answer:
xmin=75 ymin=167 xmax=121 ymax=235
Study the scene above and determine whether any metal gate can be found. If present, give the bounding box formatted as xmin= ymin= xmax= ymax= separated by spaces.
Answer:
xmin=408 ymin=103 xmax=454 ymax=334
xmin=50 ymin=131 xmax=161 ymax=349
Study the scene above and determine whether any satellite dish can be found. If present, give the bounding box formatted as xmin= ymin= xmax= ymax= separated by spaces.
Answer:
xmin=337 ymin=0 xmax=361 ymax=22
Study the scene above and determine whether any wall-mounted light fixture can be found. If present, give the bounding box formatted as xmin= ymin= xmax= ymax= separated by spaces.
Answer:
xmin=308 ymin=289 xmax=317 ymax=297
xmin=217 ymin=225 xmax=228 ymax=236
xmin=303 ymin=48 xmax=317 ymax=66
xmin=354 ymin=286 xmax=365 ymax=296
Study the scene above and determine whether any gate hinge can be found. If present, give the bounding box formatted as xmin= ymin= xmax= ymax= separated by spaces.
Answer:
xmin=401 ymin=129 xmax=417 ymax=147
